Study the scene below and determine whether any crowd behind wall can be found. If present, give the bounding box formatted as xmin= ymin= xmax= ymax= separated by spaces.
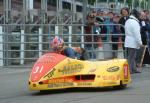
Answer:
xmin=84 ymin=8 xmax=150 ymax=64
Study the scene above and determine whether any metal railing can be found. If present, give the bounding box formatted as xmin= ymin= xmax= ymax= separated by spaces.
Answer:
xmin=0 ymin=23 xmax=126 ymax=67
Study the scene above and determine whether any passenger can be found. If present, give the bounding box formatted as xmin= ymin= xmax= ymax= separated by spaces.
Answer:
xmin=50 ymin=36 xmax=89 ymax=60
xmin=124 ymin=9 xmax=143 ymax=74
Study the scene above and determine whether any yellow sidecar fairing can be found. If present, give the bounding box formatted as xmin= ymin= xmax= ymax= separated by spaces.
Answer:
xmin=28 ymin=53 xmax=131 ymax=90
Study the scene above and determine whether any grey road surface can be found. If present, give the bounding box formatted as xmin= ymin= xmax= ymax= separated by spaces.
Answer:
xmin=0 ymin=67 xmax=150 ymax=103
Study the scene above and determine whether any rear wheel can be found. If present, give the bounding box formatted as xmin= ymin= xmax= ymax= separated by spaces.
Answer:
xmin=113 ymin=81 xmax=127 ymax=90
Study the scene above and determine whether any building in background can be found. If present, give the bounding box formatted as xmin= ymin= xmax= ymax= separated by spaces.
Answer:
xmin=0 ymin=0 xmax=149 ymax=66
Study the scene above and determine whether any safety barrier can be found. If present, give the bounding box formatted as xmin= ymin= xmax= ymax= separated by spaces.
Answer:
xmin=0 ymin=23 xmax=126 ymax=67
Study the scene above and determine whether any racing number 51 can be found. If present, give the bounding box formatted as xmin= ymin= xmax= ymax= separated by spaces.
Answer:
xmin=33 ymin=66 xmax=43 ymax=74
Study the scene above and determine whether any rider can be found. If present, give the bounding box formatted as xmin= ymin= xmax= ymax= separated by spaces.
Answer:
xmin=50 ymin=36 xmax=89 ymax=60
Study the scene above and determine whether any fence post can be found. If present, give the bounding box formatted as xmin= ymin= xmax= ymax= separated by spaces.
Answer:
xmin=69 ymin=26 xmax=72 ymax=47
xmin=55 ymin=26 xmax=59 ymax=36
xmin=20 ymin=30 xmax=25 ymax=65
xmin=81 ymin=26 xmax=84 ymax=48
xmin=0 ymin=26 xmax=3 ymax=66
xmin=39 ymin=28 xmax=42 ymax=57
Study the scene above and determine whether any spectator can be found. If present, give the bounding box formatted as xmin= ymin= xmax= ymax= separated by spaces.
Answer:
xmin=119 ymin=8 xmax=130 ymax=52
xmin=84 ymin=13 xmax=100 ymax=59
xmin=124 ymin=9 xmax=143 ymax=74
xmin=98 ymin=12 xmax=113 ymax=42
xmin=139 ymin=11 xmax=147 ymax=45
xmin=105 ymin=12 xmax=115 ymax=41
xmin=144 ymin=10 xmax=150 ymax=56
xmin=136 ymin=11 xmax=148 ymax=67
xmin=140 ymin=10 xmax=150 ymax=65
xmin=112 ymin=14 xmax=121 ymax=58
xmin=119 ymin=7 xmax=130 ymax=34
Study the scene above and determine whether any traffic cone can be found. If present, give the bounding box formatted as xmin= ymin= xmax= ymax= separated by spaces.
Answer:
xmin=96 ymin=37 xmax=104 ymax=60
xmin=117 ymin=36 xmax=124 ymax=58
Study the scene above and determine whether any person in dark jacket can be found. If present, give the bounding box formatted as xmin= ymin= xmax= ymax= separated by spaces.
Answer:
xmin=84 ymin=13 xmax=100 ymax=59
xmin=146 ymin=19 xmax=150 ymax=56
xmin=139 ymin=11 xmax=147 ymax=45
xmin=112 ymin=14 xmax=121 ymax=58
xmin=139 ymin=11 xmax=150 ymax=65
xmin=144 ymin=10 xmax=150 ymax=56
xmin=118 ymin=8 xmax=130 ymax=58
xmin=119 ymin=7 xmax=130 ymax=34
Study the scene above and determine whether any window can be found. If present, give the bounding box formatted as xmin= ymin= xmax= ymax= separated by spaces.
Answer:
xmin=76 ymin=5 xmax=82 ymax=12
xmin=62 ymin=1 xmax=71 ymax=10
xmin=47 ymin=0 xmax=56 ymax=6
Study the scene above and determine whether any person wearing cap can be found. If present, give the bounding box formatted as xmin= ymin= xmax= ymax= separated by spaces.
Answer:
xmin=124 ymin=9 xmax=143 ymax=74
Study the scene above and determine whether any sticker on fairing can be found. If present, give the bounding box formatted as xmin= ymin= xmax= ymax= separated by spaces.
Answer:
xmin=123 ymin=64 xmax=128 ymax=79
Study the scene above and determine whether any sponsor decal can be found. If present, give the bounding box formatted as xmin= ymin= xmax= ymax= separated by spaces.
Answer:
xmin=100 ymin=82 xmax=117 ymax=85
xmin=47 ymin=77 xmax=73 ymax=83
xmin=77 ymin=82 xmax=92 ymax=86
xmin=124 ymin=79 xmax=129 ymax=82
xmin=107 ymin=66 xmax=119 ymax=72
xmin=48 ymin=82 xmax=74 ymax=88
xmin=31 ymin=53 xmax=66 ymax=82
xmin=89 ymin=68 xmax=97 ymax=73
xmin=36 ymin=60 xmax=56 ymax=63
xmin=33 ymin=65 xmax=44 ymax=74
xmin=44 ymin=68 xmax=56 ymax=79
xmin=107 ymin=82 xmax=117 ymax=85
xmin=67 ymin=59 xmax=71 ymax=64
xmin=58 ymin=64 xmax=84 ymax=75
xmin=102 ymin=75 xmax=120 ymax=81
xmin=123 ymin=64 xmax=128 ymax=79
xmin=97 ymin=75 xmax=101 ymax=78
xmin=42 ymin=55 xmax=57 ymax=59
xmin=37 ymin=55 xmax=57 ymax=63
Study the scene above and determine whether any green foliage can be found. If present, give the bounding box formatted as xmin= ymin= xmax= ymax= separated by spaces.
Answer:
xmin=141 ymin=1 xmax=144 ymax=8
xmin=126 ymin=0 xmax=132 ymax=6
xmin=88 ymin=0 xmax=96 ymax=5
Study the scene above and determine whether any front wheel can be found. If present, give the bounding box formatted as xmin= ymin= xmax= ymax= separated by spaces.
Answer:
xmin=39 ymin=90 xmax=49 ymax=94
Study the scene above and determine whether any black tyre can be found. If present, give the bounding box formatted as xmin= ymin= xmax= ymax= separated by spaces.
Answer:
xmin=113 ymin=81 xmax=127 ymax=90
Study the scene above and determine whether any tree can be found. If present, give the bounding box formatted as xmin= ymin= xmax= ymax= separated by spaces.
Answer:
xmin=88 ymin=0 xmax=96 ymax=5
xmin=126 ymin=0 xmax=132 ymax=7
